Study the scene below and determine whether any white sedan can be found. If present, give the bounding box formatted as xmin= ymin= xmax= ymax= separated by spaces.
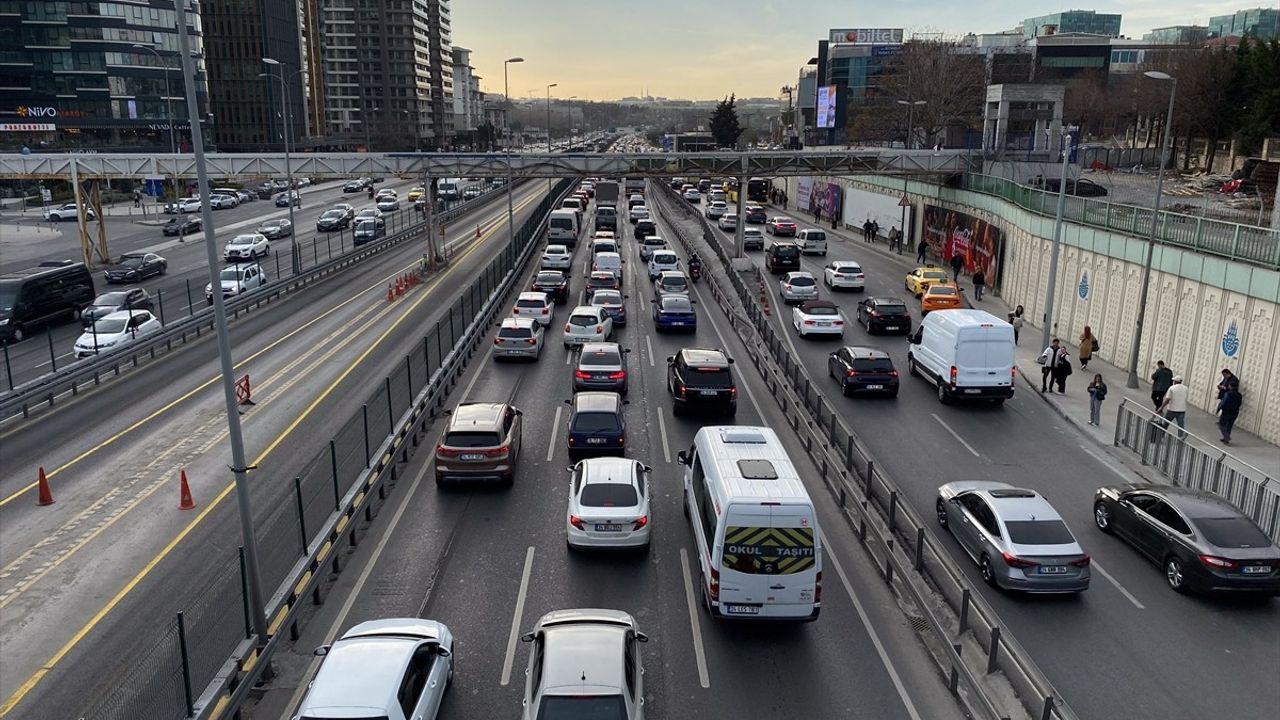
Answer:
xmin=223 ymin=233 xmax=270 ymax=261
xmin=74 ymin=310 xmax=162 ymax=357
xmin=717 ymin=213 xmax=738 ymax=230
xmin=511 ymin=291 xmax=554 ymax=324
xmin=563 ymin=305 xmax=613 ymax=348
xmin=792 ymin=300 xmax=845 ymax=338
xmin=375 ymin=196 xmax=400 ymax=212
xmin=628 ymin=205 xmax=650 ymax=224
xmin=824 ymin=261 xmax=866 ymax=291
xmin=566 ymin=457 xmax=652 ymax=551
xmin=541 ymin=244 xmax=572 ymax=270
xmin=176 ymin=197 xmax=204 ymax=213
xmin=704 ymin=201 xmax=728 ymax=219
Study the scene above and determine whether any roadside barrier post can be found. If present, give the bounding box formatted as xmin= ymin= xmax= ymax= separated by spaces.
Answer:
xmin=185 ymin=278 xmax=193 ymax=316
xmin=3 ymin=341 xmax=13 ymax=390
xmin=156 ymin=289 xmax=165 ymax=324
xmin=45 ymin=326 xmax=57 ymax=372
xmin=176 ymin=611 xmax=194 ymax=716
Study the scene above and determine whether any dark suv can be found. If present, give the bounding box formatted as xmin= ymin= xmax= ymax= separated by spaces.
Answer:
xmin=667 ymin=348 xmax=737 ymax=416
xmin=566 ymin=392 xmax=628 ymax=458
xmin=856 ymin=297 xmax=912 ymax=335
xmin=765 ymin=242 xmax=801 ymax=274
xmin=633 ymin=218 xmax=656 ymax=240
xmin=827 ymin=346 xmax=899 ymax=397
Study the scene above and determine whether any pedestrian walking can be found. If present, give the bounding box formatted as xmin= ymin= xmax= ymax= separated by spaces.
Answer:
xmin=1217 ymin=367 xmax=1239 ymax=399
xmin=133 ymin=190 xmax=141 ymax=208
xmin=1150 ymin=361 xmax=1173 ymax=410
xmin=1052 ymin=343 xmax=1073 ymax=393
xmin=949 ymin=251 xmax=964 ymax=281
xmin=1037 ymin=338 xmax=1064 ymax=393
xmin=870 ymin=220 xmax=880 ymax=242
xmin=1159 ymin=376 xmax=1189 ymax=434
xmin=814 ymin=205 xmax=822 ymax=223
xmin=971 ymin=269 xmax=986 ymax=300
xmin=862 ymin=218 xmax=873 ymax=242
xmin=831 ymin=207 xmax=839 ymax=230
xmin=1078 ymin=326 xmax=1098 ymax=369
xmin=1086 ymin=374 xmax=1108 ymax=426
xmin=781 ymin=191 xmax=787 ymax=211
xmin=1216 ymin=386 xmax=1242 ymax=444
xmin=1013 ymin=304 xmax=1025 ymax=342
xmin=916 ymin=238 xmax=928 ymax=264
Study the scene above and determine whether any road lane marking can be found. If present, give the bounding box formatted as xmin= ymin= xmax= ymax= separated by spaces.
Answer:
xmin=930 ymin=413 xmax=980 ymax=457
xmin=822 ymin=530 xmax=924 ymax=720
xmin=0 ymin=191 xmax=544 ymax=716
xmin=645 ymin=335 xmax=654 ymax=367
xmin=1080 ymin=445 xmax=1130 ymax=482
xmin=459 ymin=345 xmax=493 ymax=402
xmin=280 ymin=437 xmax=437 ymax=718
xmin=678 ymin=548 xmax=712 ymax=689
xmin=656 ymin=408 xmax=672 ymax=463
xmin=1090 ymin=559 xmax=1146 ymax=610
xmin=545 ymin=406 xmax=562 ymax=462
xmin=500 ymin=546 xmax=535 ymax=686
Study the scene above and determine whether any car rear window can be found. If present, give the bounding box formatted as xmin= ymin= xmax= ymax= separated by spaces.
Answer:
xmin=536 ymin=695 xmax=626 ymax=720
xmin=805 ymin=305 xmax=838 ymax=316
xmin=569 ymin=313 xmax=598 ymax=327
xmin=580 ymin=483 xmax=638 ymax=507
xmin=550 ymin=218 xmax=574 ymax=229
xmin=516 ymin=298 xmax=545 ymax=308
xmin=587 ymin=276 xmax=616 ymax=289
xmin=804 ymin=231 xmax=826 ymax=241
xmin=787 ymin=276 xmax=815 ymax=286
xmin=852 ymin=357 xmax=894 ymax=372
xmin=1194 ymin=516 xmax=1273 ymax=548
xmin=498 ymin=326 xmax=533 ymax=339
xmin=1004 ymin=520 xmax=1076 ymax=546
xmin=661 ymin=297 xmax=693 ymax=312
xmin=928 ymin=286 xmax=957 ymax=296
xmin=877 ymin=304 xmax=907 ymax=314
xmin=581 ymin=348 xmax=621 ymax=365
xmin=771 ymin=246 xmax=799 ymax=258
xmin=660 ymin=278 xmax=688 ymax=292
xmin=535 ymin=272 xmax=562 ymax=284
xmin=592 ymin=292 xmax=622 ymax=305
xmin=572 ymin=412 xmax=621 ymax=433
xmin=684 ymin=367 xmax=732 ymax=388
xmin=924 ymin=271 xmax=948 ymax=281
xmin=443 ymin=431 xmax=500 ymax=447
xmin=597 ymin=207 xmax=616 ymax=216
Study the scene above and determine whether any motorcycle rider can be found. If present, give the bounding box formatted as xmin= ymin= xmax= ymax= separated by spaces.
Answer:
xmin=688 ymin=252 xmax=703 ymax=281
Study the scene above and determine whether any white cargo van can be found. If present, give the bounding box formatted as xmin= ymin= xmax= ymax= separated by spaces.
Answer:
xmin=547 ymin=209 xmax=580 ymax=246
xmin=678 ymin=426 xmax=821 ymax=622
xmin=906 ymin=308 xmax=1015 ymax=405
xmin=796 ymin=228 xmax=828 ymax=255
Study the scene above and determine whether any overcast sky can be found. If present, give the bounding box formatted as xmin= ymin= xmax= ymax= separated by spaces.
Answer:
xmin=453 ymin=1 xmax=1252 ymax=100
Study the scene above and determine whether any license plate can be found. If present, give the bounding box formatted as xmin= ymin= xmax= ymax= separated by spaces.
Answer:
xmin=1242 ymin=565 xmax=1271 ymax=574
xmin=884 ymin=325 xmax=898 ymax=331
xmin=700 ymin=390 xmax=718 ymax=396
xmin=1038 ymin=566 xmax=1068 ymax=575
xmin=964 ymin=389 xmax=982 ymax=394
xmin=818 ymin=322 xmax=831 ymax=327
xmin=594 ymin=523 xmax=623 ymax=532
xmin=587 ymin=438 xmax=607 ymax=444
xmin=459 ymin=454 xmax=484 ymax=461
xmin=866 ymin=384 xmax=883 ymax=390
xmin=724 ymin=604 xmax=760 ymax=615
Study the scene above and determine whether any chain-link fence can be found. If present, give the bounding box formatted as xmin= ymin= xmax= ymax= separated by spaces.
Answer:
xmin=66 ymin=178 xmax=573 ymax=720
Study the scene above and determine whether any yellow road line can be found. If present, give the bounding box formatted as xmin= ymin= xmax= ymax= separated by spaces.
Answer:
xmin=0 ymin=197 xmax=530 ymax=717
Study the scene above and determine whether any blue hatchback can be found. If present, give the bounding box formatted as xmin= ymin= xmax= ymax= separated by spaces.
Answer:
xmin=653 ymin=293 xmax=697 ymax=332
xmin=566 ymin=392 xmax=627 ymax=458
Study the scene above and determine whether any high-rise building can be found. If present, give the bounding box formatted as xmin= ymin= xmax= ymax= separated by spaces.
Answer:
xmin=1142 ymin=26 xmax=1209 ymax=45
xmin=201 ymin=0 xmax=307 ymax=151
xmin=451 ymin=47 xmax=483 ymax=135
xmin=1022 ymin=10 xmax=1123 ymax=39
xmin=0 ymin=0 xmax=211 ymax=152
xmin=1209 ymin=7 xmax=1279 ymax=40
xmin=318 ymin=0 xmax=451 ymax=151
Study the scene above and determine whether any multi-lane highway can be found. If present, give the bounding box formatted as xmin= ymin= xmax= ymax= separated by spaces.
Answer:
xmin=694 ymin=193 xmax=1280 ymax=720
xmin=0 ymin=178 xmax=547 ymax=719
xmin=245 ymin=181 xmax=967 ymax=720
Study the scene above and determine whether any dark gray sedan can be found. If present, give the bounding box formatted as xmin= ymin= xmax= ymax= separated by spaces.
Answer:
xmin=257 ymin=218 xmax=293 ymax=239
xmin=104 ymin=253 xmax=167 ymax=284
xmin=572 ymin=342 xmax=629 ymax=395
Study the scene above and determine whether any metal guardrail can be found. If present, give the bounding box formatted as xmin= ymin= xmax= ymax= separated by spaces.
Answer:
xmin=0 ymin=184 xmax=512 ymax=422
xmin=70 ymin=178 xmax=576 ymax=720
xmin=652 ymin=184 xmax=1080 ymax=720
xmin=1113 ymin=398 xmax=1280 ymax=539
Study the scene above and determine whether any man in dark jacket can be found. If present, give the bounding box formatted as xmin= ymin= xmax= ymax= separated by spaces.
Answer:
xmin=1216 ymin=387 xmax=1242 ymax=444
xmin=916 ymin=238 xmax=928 ymax=263
xmin=971 ymin=269 xmax=986 ymax=300
xmin=1150 ymin=361 xmax=1173 ymax=410
xmin=949 ymin=251 xmax=964 ymax=281
xmin=1217 ymin=368 xmax=1239 ymax=399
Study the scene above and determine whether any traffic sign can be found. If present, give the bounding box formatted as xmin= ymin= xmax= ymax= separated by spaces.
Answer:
xmin=898 ymin=195 xmax=911 ymax=207
xmin=144 ymin=178 xmax=165 ymax=197
xmin=40 ymin=188 xmax=52 ymax=203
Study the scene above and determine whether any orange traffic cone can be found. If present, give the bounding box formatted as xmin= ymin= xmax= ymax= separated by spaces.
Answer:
xmin=387 ymin=283 xmax=395 ymax=302
xmin=36 ymin=466 xmax=54 ymax=506
xmin=178 ymin=469 xmax=196 ymax=510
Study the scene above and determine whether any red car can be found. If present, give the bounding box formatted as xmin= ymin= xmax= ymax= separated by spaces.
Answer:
xmin=767 ymin=216 xmax=797 ymax=236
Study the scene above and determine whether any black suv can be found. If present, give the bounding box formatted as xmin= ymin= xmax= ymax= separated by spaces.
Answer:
xmin=827 ymin=346 xmax=899 ymax=397
xmin=856 ymin=297 xmax=912 ymax=335
xmin=667 ymin=348 xmax=737 ymax=416
xmin=633 ymin=218 xmax=656 ymax=240
xmin=765 ymin=242 xmax=800 ymax=274
xmin=530 ymin=270 xmax=570 ymax=304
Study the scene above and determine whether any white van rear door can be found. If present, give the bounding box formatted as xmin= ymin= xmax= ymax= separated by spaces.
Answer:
xmin=762 ymin=506 xmax=818 ymax=607
xmin=719 ymin=505 xmax=818 ymax=611
xmin=955 ymin=329 xmax=1014 ymax=389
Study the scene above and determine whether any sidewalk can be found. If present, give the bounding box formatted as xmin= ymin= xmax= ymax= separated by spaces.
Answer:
xmin=763 ymin=200 xmax=1279 ymax=482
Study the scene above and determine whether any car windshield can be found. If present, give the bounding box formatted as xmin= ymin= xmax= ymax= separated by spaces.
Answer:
xmin=685 ymin=366 xmax=732 ymax=387
xmin=1004 ymin=520 xmax=1076 ymax=546
xmin=356 ymin=220 xmax=378 ymax=231
xmin=580 ymin=483 xmax=638 ymax=507
xmin=852 ymin=357 xmax=895 ymax=372
xmin=321 ymin=211 xmax=343 ymax=220
xmin=536 ymin=695 xmax=626 ymax=720
xmin=568 ymin=313 xmax=598 ymax=327
xmin=805 ymin=306 xmax=838 ymax=316
xmin=230 ymin=235 xmax=256 ymax=245
xmin=119 ymin=256 xmax=145 ymax=268
xmin=90 ymin=318 xmax=130 ymax=334
xmin=572 ymin=411 xmax=621 ymax=433
xmin=1194 ymin=516 xmax=1273 ymax=548
xmin=261 ymin=221 xmax=284 ymax=228
xmin=0 ymin=281 xmax=18 ymax=312
xmin=443 ymin=431 xmax=500 ymax=447
xmin=787 ymin=276 xmax=815 ymax=287
xmin=95 ymin=292 xmax=129 ymax=306
xmin=661 ymin=297 xmax=693 ymax=312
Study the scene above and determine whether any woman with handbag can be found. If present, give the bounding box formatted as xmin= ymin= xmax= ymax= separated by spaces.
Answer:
xmin=1086 ymin=374 xmax=1107 ymax=426
xmin=1078 ymin=326 xmax=1098 ymax=369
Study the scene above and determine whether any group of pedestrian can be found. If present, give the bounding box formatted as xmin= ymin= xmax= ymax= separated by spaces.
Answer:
xmin=887 ymin=227 xmax=902 ymax=252
xmin=860 ymin=218 xmax=879 ymax=242
xmin=1037 ymin=338 xmax=1073 ymax=394
xmin=1150 ymin=362 xmax=1242 ymax=443
xmin=768 ymin=188 xmax=788 ymax=210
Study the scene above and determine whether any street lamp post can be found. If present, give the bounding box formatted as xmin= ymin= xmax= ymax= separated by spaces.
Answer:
xmin=896 ymin=100 xmax=925 ymax=253
xmin=504 ymin=57 xmax=524 ymax=259
xmin=260 ymin=58 xmax=300 ymax=274
xmin=172 ymin=0 xmax=271 ymax=666
xmin=1040 ymin=125 xmax=1075 ymax=352
xmin=133 ymin=44 xmax=179 ymax=205
xmin=1126 ymin=71 xmax=1178 ymax=388
xmin=567 ymin=96 xmax=577 ymax=147
xmin=545 ymin=83 xmax=557 ymax=151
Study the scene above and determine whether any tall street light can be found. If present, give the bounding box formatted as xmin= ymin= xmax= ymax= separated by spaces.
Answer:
xmin=567 ymin=96 xmax=578 ymax=147
xmin=1040 ymin=124 xmax=1075 ymax=352
xmin=1126 ymin=71 xmax=1178 ymax=388
xmin=895 ymin=100 xmax=925 ymax=253
xmin=133 ymin=43 xmax=179 ymax=205
xmin=503 ymin=57 xmax=524 ymax=261
xmin=172 ymin=0 xmax=271 ymax=663
xmin=260 ymin=58 xmax=301 ymax=275
xmin=895 ymin=98 xmax=925 ymax=150
xmin=545 ymin=83 xmax=557 ymax=151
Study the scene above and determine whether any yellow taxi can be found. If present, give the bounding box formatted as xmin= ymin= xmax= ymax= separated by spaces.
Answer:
xmin=920 ymin=283 xmax=963 ymax=315
xmin=904 ymin=265 xmax=951 ymax=297
xmin=407 ymin=186 xmax=427 ymax=202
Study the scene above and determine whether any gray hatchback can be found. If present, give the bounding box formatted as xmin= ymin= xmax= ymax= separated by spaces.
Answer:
xmin=573 ymin=342 xmax=629 ymax=395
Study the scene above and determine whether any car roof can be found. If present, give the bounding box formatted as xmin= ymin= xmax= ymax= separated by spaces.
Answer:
xmin=680 ymin=347 xmax=730 ymax=366
xmin=913 ymin=265 xmax=946 ymax=273
xmin=868 ymin=296 xmax=906 ymax=305
xmin=450 ymin=402 xmax=505 ymax=428
xmin=304 ymin=636 xmax=414 ymax=713
xmin=535 ymin=269 xmax=565 ymax=279
xmin=1151 ymin=486 xmax=1248 ymax=519
xmin=99 ymin=309 xmax=151 ymax=321
xmin=580 ymin=342 xmax=620 ymax=356
xmin=844 ymin=345 xmax=891 ymax=359
xmin=784 ymin=271 xmax=814 ymax=278
xmin=569 ymin=305 xmax=603 ymax=315
xmin=580 ymin=457 xmax=637 ymax=483
xmin=924 ymin=283 xmax=957 ymax=292
xmin=341 ymin=618 xmax=446 ymax=642
xmin=502 ymin=317 xmax=539 ymax=329
xmin=572 ymin=392 xmax=621 ymax=412
xmin=518 ymin=291 xmax=549 ymax=301
xmin=943 ymin=481 xmax=1060 ymax=521
xmin=831 ymin=260 xmax=861 ymax=267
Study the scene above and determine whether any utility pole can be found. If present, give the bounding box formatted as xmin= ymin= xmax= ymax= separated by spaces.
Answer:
xmin=504 ymin=57 xmax=524 ymax=259
xmin=1040 ymin=125 xmax=1074 ymax=352
xmin=261 ymin=58 xmax=300 ymax=274
xmin=133 ymin=44 xmax=179 ymax=204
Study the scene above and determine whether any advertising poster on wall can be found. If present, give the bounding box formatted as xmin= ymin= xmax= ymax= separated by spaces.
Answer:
xmin=795 ymin=177 xmax=814 ymax=212
xmin=923 ymin=205 xmax=1004 ymax=287
xmin=816 ymin=85 xmax=838 ymax=129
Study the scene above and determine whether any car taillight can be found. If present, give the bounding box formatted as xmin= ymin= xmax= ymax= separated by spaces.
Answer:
xmin=526 ymin=338 xmax=537 ymax=345
xmin=569 ymin=515 xmax=584 ymax=530
xmin=632 ymin=516 xmax=649 ymax=530
xmin=676 ymin=382 xmax=686 ymax=398
xmin=1011 ymin=367 xmax=1018 ymax=378
xmin=484 ymin=444 xmax=510 ymax=459
xmin=574 ymin=370 xmax=591 ymax=380
xmin=1001 ymin=551 xmax=1038 ymax=569
xmin=803 ymin=320 xmax=815 ymax=326
xmin=595 ymin=325 xmax=603 ymax=333
xmin=512 ymin=307 xmax=521 ymax=314
xmin=815 ymin=571 xmax=822 ymax=604
xmin=1069 ymin=556 xmax=1092 ymax=567
xmin=608 ymin=370 xmax=626 ymax=380
xmin=709 ymin=568 xmax=720 ymax=601
xmin=868 ymin=310 xmax=879 ymax=316
xmin=833 ymin=319 xmax=843 ymax=326
xmin=1199 ymin=555 xmax=1238 ymax=570
xmin=890 ymin=370 xmax=899 ymax=377
xmin=729 ymin=387 xmax=737 ymax=398
xmin=846 ymin=370 xmax=857 ymax=378
xmin=435 ymin=444 xmax=459 ymax=458
xmin=949 ymin=366 xmax=958 ymax=386
xmin=564 ymin=324 xmax=571 ymax=333
xmin=494 ymin=337 xmax=502 ymax=345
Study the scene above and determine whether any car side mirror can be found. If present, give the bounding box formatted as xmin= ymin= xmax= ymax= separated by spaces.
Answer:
xmin=313 ymin=645 xmax=330 ymax=656
xmin=651 ymin=299 xmax=657 ymax=304
xmin=635 ymin=632 xmax=649 ymax=643
xmin=623 ymin=400 xmax=631 ymax=405
xmin=666 ymin=356 xmax=674 ymax=363
xmin=564 ymin=399 xmax=572 ymax=405
xmin=676 ymin=450 xmax=690 ymax=465
xmin=513 ymin=408 xmax=524 ymax=416
xmin=624 ymin=348 xmax=632 ymax=353
xmin=727 ymin=358 xmax=735 ymax=364
xmin=520 ymin=631 xmax=536 ymax=643
xmin=442 ymin=408 xmax=453 ymax=416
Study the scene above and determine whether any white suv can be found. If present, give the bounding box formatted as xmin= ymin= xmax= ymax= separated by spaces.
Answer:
xmin=223 ymin=233 xmax=270 ymax=261
xmin=205 ymin=263 xmax=266 ymax=303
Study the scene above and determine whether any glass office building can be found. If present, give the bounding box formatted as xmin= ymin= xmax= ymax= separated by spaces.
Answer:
xmin=1209 ymin=7 xmax=1278 ymax=40
xmin=1022 ymin=10 xmax=1123 ymax=38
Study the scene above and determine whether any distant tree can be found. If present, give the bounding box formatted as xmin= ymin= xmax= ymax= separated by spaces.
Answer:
xmin=709 ymin=95 xmax=743 ymax=148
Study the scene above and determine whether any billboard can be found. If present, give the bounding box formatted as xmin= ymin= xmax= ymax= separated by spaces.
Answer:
xmin=923 ymin=205 xmax=1005 ymax=288
xmin=828 ymin=28 xmax=904 ymax=44
xmin=815 ymin=85 xmax=838 ymax=129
